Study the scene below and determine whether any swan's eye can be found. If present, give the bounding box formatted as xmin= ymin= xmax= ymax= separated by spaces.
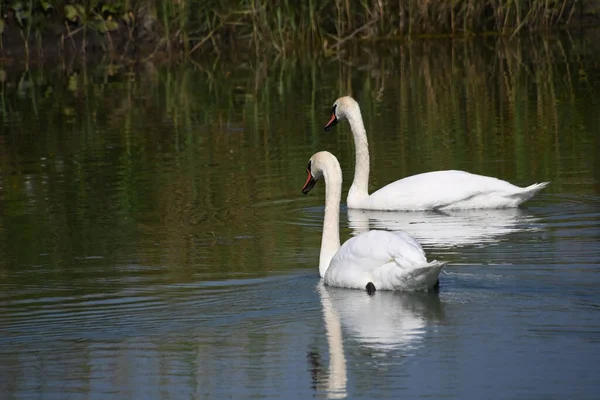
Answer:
xmin=331 ymin=104 xmax=337 ymax=116
xmin=306 ymin=160 xmax=312 ymax=173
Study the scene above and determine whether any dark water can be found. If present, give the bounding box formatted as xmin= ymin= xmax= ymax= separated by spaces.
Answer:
xmin=1 ymin=36 xmax=599 ymax=399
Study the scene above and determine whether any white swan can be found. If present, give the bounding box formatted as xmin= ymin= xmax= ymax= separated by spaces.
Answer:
xmin=324 ymin=96 xmax=550 ymax=211
xmin=302 ymin=151 xmax=444 ymax=292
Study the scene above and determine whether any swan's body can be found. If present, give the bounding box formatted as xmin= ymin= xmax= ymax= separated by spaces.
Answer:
xmin=324 ymin=96 xmax=549 ymax=211
xmin=348 ymin=169 xmax=549 ymax=211
xmin=326 ymin=230 xmax=444 ymax=291
xmin=302 ymin=151 xmax=444 ymax=292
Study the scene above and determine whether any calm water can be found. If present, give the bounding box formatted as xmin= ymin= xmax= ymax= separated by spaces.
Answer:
xmin=1 ymin=36 xmax=599 ymax=399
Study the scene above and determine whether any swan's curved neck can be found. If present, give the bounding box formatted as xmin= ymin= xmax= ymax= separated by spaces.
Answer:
xmin=346 ymin=110 xmax=370 ymax=201
xmin=319 ymin=167 xmax=342 ymax=278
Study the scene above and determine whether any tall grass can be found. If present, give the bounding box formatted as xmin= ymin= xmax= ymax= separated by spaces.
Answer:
xmin=150 ymin=0 xmax=589 ymax=55
xmin=0 ymin=0 xmax=594 ymax=59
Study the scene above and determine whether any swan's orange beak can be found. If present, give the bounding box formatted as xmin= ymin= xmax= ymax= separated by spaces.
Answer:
xmin=324 ymin=112 xmax=338 ymax=131
xmin=302 ymin=169 xmax=317 ymax=194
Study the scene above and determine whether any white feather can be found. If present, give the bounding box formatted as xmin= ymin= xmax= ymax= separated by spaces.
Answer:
xmin=325 ymin=230 xmax=444 ymax=291
xmin=305 ymin=151 xmax=444 ymax=291
xmin=328 ymin=96 xmax=549 ymax=211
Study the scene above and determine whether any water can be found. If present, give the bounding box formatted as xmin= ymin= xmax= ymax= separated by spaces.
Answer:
xmin=1 ymin=36 xmax=599 ymax=399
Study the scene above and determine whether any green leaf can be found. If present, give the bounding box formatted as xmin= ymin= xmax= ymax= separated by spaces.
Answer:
xmin=105 ymin=19 xmax=119 ymax=32
xmin=86 ymin=18 xmax=101 ymax=32
xmin=67 ymin=74 xmax=78 ymax=92
xmin=102 ymin=4 xmax=117 ymax=14
xmin=64 ymin=4 xmax=78 ymax=22
xmin=40 ymin=1 xmax=53 ymax=11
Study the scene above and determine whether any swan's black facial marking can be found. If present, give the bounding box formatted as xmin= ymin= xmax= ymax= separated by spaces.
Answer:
xmin=324 ymin=104 xmax=339 ymax=131
xmin=302 ymin=160 xmax=317 ymax=194
xmin=366 ymin=282 xmax=376 ymax=296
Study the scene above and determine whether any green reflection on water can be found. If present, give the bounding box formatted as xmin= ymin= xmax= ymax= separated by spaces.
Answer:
xmin=0 ymin=36 xmax=598 ymax=286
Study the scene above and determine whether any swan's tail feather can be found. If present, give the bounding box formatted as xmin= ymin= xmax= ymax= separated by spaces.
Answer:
xmin=521 ymin=181 xmax=550 ymax=193
xmin=398 ymin=260 xmax=446 ymax=291
xmin=507 ymin=181 xmax=550 ymax=204
xmin=426 ymin=260 xmax=446 ymax=269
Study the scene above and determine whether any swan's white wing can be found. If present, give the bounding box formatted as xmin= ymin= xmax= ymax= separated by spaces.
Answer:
xmin=332 ymin=230 xmax=426 ymax=268
xmin=325 ymin=230 xmax=441 ymax=291
xmin=365 ymin=170 xmax=548 ymax=210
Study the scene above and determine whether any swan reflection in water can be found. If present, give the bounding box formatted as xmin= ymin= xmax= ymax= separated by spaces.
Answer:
xmin=309 ymin=282 xmax=444 ymax=399
xmin=347 ymin=207 xmax=543 ymax=248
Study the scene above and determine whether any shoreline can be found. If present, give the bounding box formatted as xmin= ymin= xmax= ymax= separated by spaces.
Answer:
xmin=1 ymin=0 xmax=599 ymax=69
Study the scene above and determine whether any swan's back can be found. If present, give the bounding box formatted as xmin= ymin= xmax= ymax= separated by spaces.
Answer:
xmin=332 ymin=230 xmax=425 ymax=266
xmin=366 ymin=170 xmax=548 ymax=210
xmin=325 ymin=230 xmax=442 ymax=291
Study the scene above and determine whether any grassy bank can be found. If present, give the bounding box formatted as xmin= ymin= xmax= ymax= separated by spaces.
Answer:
xmin=0 ymin=0 xmax=597 ymax=60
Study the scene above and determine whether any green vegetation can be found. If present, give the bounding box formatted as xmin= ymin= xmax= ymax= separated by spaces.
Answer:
xmin=0 ymin=0 xmax=596 ymax=59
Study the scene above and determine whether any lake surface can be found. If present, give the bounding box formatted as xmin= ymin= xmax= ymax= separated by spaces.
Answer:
xmin=1 ymin=36 xmax=599 ymax=399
